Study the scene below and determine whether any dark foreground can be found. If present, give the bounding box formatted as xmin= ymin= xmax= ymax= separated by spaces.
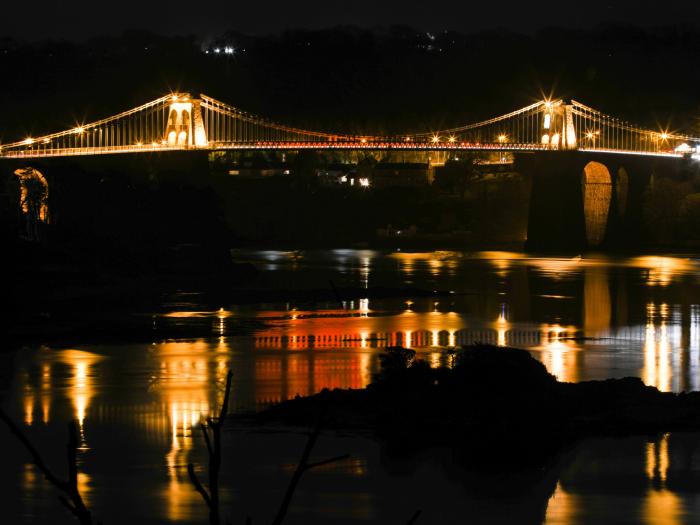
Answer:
xmin=254 ymin=345 xmax=700 ymax=473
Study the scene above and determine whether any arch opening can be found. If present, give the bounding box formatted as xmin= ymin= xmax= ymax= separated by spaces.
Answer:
xmin=13 ymin=167 xmax=49 ymax=241
xmin=582 ymin=161 xmax=612 ymax=247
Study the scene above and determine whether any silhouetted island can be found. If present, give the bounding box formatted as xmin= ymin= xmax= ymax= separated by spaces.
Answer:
xmin=253 ymin=345 xmax=700 ymax=472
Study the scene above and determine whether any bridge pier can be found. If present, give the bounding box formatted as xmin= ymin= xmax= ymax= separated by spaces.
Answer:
xmin=522 ymin=152 xmax=658 ymax=252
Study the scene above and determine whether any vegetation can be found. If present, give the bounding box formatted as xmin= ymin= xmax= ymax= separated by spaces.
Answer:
xmin=258 ymin=345 xmax=700 ymax=470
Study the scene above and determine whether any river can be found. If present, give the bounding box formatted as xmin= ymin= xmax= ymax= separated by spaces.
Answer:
xmin=2 ymin=250 xmax=700 ymax=523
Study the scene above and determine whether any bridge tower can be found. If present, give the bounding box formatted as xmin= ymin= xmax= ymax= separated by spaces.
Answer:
xmin=541 ymin=100 xmax=577 ymax=150
xmin=164 ymin=94 xmax=208 ymax=147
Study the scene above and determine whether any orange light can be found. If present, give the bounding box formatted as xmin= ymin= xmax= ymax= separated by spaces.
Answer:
xmin=497 ymin=134 xmax=507 ymax=143
xmin=448 ymin=136 xmax=456 ymax=143
xmin=431 ymin=135 xmax=440 ymax=143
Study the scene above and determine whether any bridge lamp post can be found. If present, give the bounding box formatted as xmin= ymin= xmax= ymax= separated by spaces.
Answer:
xmin=497 ymin=134 xmax=508 ymax=162
xmin=431 ymin=135 xmax=441 ymax=144
xmin=585 ymin=130 xmax=600 ymax=146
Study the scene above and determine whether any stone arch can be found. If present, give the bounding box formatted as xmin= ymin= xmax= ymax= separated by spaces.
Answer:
xmin=178 ymin=109 xmax=190 ymax=145
xmin=581 ymin=161 xmax=612 ymax=247
xmin=616 ymin=167 xmax=629 ymax=217
xmin=165 ymin=106 xmax=192 ymax=146
xmin=13 ymin=167 xmax=49 ymax=241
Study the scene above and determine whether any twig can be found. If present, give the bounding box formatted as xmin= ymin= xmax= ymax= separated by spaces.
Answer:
xmin=270 ymin=417 xmax=350 ymax=525
xmin=407 ymin=509 xmax=422 ymax=524
xmin=0 ymin=409 xmax=94 ymax=525
xmin=188 ymin=370 xmax=233 ymax=525
xmin=187 ymin=463 xmax=212 ymax=507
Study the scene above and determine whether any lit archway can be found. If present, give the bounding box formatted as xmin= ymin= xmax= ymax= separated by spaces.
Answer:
xmin=582 ymin=161 xmax=612 ymax=247
xmin=13 ymin=167 xmax=49 ymax=241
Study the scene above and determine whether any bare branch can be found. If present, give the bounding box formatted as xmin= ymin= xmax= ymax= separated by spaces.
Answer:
xmin=304 ymin=454 xmax=350 ymax=471
xmin=0 ymin=407 xmax=65 ymax=489
xmin=215 ymin=371 xmax=234 ymax=429
xmin=201 ymin=424 xmax=214 ymax=457
xmin=187 ymin=463 xmax=212 ymax=507
xmin=187 ymin=370 xmax=233 ymax=525
xmin=270 ymin=414 xmax=349 ymax=525
xmin=0 ymin=410 xmax=94 ymax=525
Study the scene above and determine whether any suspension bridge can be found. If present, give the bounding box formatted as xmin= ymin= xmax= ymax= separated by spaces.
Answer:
xmin=1 ymin=93 xmax=699 ymax=160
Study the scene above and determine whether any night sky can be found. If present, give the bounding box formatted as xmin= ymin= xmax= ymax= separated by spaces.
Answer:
xmin=2 ymin=0 xmax=700 ymax=40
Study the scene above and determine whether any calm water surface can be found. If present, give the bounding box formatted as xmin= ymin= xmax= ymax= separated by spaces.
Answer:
xmin=3 ymin=250 xmax=700 ymax=523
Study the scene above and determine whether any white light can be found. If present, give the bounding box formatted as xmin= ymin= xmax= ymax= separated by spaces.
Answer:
xmin=224 ymin=46 xmax=234 ymax=54
xmin=359 ymin=177 xmax=370 ymax=187
xmin=214 ymin=48 xmax=221 ymax=54
xmin=675 ymin=143 xmax=694 ymax=154
xmin=543 ymin=113 xmax=551 ymax=130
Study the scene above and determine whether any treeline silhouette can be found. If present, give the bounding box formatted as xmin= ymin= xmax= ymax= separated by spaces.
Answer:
xmin=1 ymin=24 xmax=699 ymax=141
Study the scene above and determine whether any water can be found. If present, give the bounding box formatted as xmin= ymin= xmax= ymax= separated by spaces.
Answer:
xmin=3 ymin=250 xmax=700 ymax=523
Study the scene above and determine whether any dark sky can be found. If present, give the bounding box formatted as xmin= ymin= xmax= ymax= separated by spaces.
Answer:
xmin=2 ymin=0 xmax=699 ymax=40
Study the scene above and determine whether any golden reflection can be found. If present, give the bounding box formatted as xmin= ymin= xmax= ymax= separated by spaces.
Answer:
xmin=480 ymin=251 xmax=525 ymax=278
xmin=41 ymin=363 xmax=51 ymax=423
xmin=55 ymin=350 xmax=103 ymax=434
xmin=23 ymin=394 xmax=34 ymax=425
xmin=530 ymin=257 xmax=582 ymax=280
xmin=644 ymin=490 xmax=682 ymax=525
xmin=389 ymin=251 xmax=460 ymax=277
xmin=495 ymin=307 xmax=509 ymax=347
xmin=538 ymin=325 xmax=580 ymax=383
xmin=544 ymin=482 xmax=579 ymax=524
xmin=583 ymin=266 xmax=611 ymax=335
xmin=643 ymin=303 xmax=676 ymax=392
xmin=644 ymin=434 xmax=681 ymax=525
xmin=154 ymin=340 xmax=222 ymax=522
xmin=631 ymin=256 xmax=695 ymax=287
xmin=691 ymin=305 xmax=700 ymax=391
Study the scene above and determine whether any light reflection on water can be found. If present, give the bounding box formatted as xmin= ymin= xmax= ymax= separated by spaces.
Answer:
xmin=4 ymin=250 xmax=700 ymax=523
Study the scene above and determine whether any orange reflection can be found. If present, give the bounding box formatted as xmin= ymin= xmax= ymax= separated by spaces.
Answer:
xmin=55 ymin=350 xmax=103 ymax=434
xmin=538 ymin=325 xmax=580 ymax=383
xmin=644 ymin=434 xmax=681 ymax=525
xmin=480 ymin=251 xmax=525 ymax=278
xmin=643 ymin=304 xmax=677 ymax=392
xmin=630 ymin=256 xmax=696 ymax=287
xmin=389 ymin=251 xmax=460 ymax=277
xmin=544 ymin=482 xmax=579 ymax=524
xmin=583 ymin=266 xmax=611 ymax=335
xmin=152 ymin=340 xmax=230 ymax=522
